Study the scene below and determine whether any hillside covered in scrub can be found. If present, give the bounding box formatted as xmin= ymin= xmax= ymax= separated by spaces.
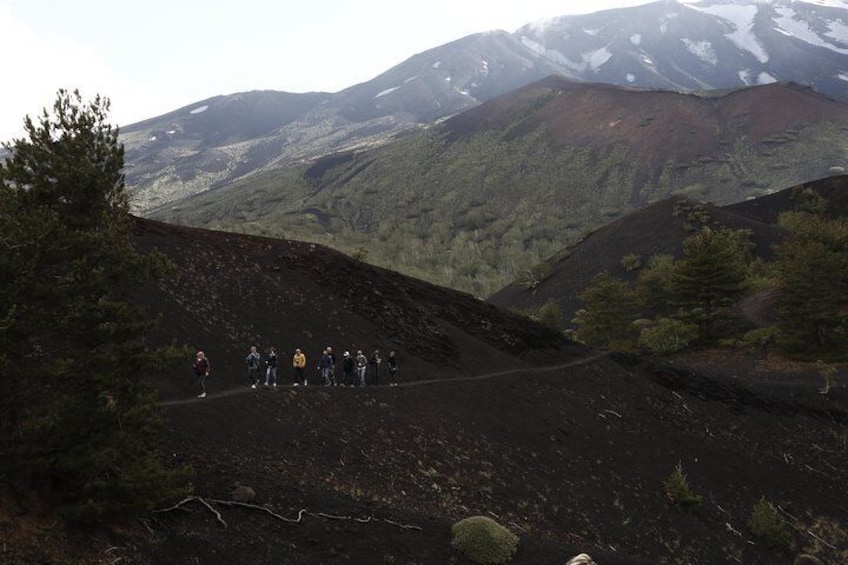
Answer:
xmin=491 ymin=175 xmax=848 ymax=363
xmin=147 ymin=79 xmax=848 ymax=298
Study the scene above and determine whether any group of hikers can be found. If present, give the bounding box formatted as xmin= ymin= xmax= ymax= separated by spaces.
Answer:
xmin=191 ymin=345 xmax=398 ymax=398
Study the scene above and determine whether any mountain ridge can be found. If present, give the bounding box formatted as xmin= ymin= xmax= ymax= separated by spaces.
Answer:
xmin=122 ymin=0 xmax=848 ymax=212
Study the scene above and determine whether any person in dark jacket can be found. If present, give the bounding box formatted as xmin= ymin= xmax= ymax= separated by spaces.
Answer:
xmin=326 ymin=346 xmax=337 ymax=386
xmin=370 ymin=349 xmax=382 ymax=386
xmin=246 ymin=345 xmax=261 ymax=389
xmin=387 ymin=350 xmax=398 ymax=386
xmin=264 ymin=346 xmax=278 ymax=387
xmin=342 ymin=351 xmax=354 ymax=386
xmin=318 ymin=349 xmax=333 ymax=387
xmin=193 ymin=351 xmax=210 ymax=398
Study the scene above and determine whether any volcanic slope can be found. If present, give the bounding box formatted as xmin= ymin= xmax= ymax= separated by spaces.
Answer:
xmin=149 ymin=79 xmax=848 ymax=298
xmin=102 ymin=219 xmax=848 ymax=565
xmin=489 ymin=175 xmax=848 ymax=325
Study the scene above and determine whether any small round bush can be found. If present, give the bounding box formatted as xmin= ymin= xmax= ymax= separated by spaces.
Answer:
xmin=639 ymin=318 xmax=699 ymax=354
xmin=451 ymin=516 xmax=519 ymax=564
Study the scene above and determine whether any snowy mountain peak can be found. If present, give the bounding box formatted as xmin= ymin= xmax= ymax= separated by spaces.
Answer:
xmin=515 ymin=0 xmax=848 ymax=100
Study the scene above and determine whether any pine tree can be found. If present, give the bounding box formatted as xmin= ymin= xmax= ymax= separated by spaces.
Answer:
xmin=774 ymin=211 xmax=848 ymax=359
xmin=574 ymin=271 xmax=640 ymax=349
xmin=0 ymin=90 xmax=189 ymax=523
xmin=670 ymin=227 xmax=751 ymax=341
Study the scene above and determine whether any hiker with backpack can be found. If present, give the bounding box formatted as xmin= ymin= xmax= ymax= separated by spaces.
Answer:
xmin=355 ymin=350 xmax=368 ymax=387
xmin=193 ymin=350 xmax=210 ymax=398
xmin=265 ymin=346 xmax=278 ymax=387
xmin=293 ymin=348 xmax=307 ymax=386
xmin=326 ymin=346 xmax=337 ymax=386
xmin=318 ymin=348 xmax=333 ymax=387
xmin=246 ymin=345 xmax=262 ymax=389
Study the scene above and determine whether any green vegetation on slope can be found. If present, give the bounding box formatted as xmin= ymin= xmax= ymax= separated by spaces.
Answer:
xmin=149 ymin=117 xmax=848 ymax=298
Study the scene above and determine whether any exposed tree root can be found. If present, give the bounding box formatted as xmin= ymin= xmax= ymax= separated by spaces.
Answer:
xmin=154 ymin=496 xmax=423 ymax=531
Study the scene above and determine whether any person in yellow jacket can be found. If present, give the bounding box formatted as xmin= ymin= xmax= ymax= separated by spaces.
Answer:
xmin=292 ymin=348 xmax=307 ymax=386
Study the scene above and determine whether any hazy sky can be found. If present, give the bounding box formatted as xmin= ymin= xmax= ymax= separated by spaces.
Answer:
xmin=0 ymin=0 xmax=660 ymax=141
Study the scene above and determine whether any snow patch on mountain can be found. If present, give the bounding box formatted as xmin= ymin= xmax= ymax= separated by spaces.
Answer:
xmin=826 ymin=20 xmax=848 ymax=44
xmin=797 ymin=0 xmax=848 ymax=8
xmin=687 ymin=3 xmax=770 ymax=63
xmin=774 ymin=6 xmax=848 ymax=54
xmin=682 ymin=39 xmax=718 ymax=65
xmin=631 ymin=34 xmax=642 ymax=46
xmin=585 ymin=47 xmax=613 ymax=71
xmin=375 ymin=86 xmax=400 ymax=99
xmin=758 ymin=71 xmax=777 ymax=84
xmin=839 ymin=72 xmax=848 ymax=81
xmin=189 ymin=105 xmax=209 ymax=114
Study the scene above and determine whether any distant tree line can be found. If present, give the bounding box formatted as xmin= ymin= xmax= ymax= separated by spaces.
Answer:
xmin=0 ymin=90 xmax=190 ymax=524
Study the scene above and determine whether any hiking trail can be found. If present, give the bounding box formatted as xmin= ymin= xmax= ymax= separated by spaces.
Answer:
xmin=160 ymin=352 xmax=609 ymax=408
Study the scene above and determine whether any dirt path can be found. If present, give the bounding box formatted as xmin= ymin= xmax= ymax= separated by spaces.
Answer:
xmin=160 ymin=352 xmax=609 ymax=408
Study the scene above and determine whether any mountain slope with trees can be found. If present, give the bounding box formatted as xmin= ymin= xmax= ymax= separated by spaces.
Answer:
xmin=148 ymin=78 xmax=848 ymax=297
xmin=122 ymin=0 xmax=848 ymax=214
xmin=491 ymin=174 xmax=848 ymax=361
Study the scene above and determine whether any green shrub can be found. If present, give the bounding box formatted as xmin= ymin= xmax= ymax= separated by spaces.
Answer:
xmin=353 ymin=246 xmax=369 ymax=262
xmin=740 ymin=326 xmax=779 ymax=349
xmin=621 ymin=253 xmax=643 ymax=272
xmin=748 ymin=497 xmax=791 ymax=549
xmin=664 ymin=462 xmax=703 ymax=508
xmin=536 ymin=299 xmax=562 ymax=330
xmin=451 ymin=516 xmax=519 ymax=564
xmin=639 ymin=318 xmax=699 ymax=354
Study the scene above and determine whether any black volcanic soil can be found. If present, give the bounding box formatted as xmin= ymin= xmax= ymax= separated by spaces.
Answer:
xmin=3 ymin=219 xmax=847 ymax=564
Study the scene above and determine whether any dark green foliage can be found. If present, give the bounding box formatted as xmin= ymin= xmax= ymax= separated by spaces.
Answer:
xmin=620 ymin=253 xmax=642 ymax=272
xmin=670 ymin=227 xmax=752 ymax=341
xmin=574 ymin=272 xmax=640 ymax=350
xmin=536 ymin=299 xmax=562 ymax=331
xmin=664 ymin=461 xmax=703 ymax=508
xmin=774 ymin=212 xmax=848 ymax=360
xmin=451 ymin=516 xmax=519 ymax=564
xmin=638 ymin=318 xmax=699 ymax=355
xmin=791 ymin=186 xmax=828 ymax=215
xmin=0 ymin=90 xmax=191 ymax=523
xmin=635 ymin=254 xmax=676 ymax=317
xmin=747 ymin=497 xmax=791 ymax=549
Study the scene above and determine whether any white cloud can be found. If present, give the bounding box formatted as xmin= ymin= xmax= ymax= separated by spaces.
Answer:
xmin=1 ymin=4 xmax=187 ymax=142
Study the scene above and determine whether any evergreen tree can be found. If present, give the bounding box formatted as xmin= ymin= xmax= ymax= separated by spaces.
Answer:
xmin=635 ymin=254 xmax=676 ymax=317
xmin=0 ymin=90 xmax=189 ymax=523
xmin=774 ymin=211 xmax=848 ymax=359
xmin=574 ymin=271 xmax=640 ymax=349
xmin=670 ymin=227 xmax=751 ymax=341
